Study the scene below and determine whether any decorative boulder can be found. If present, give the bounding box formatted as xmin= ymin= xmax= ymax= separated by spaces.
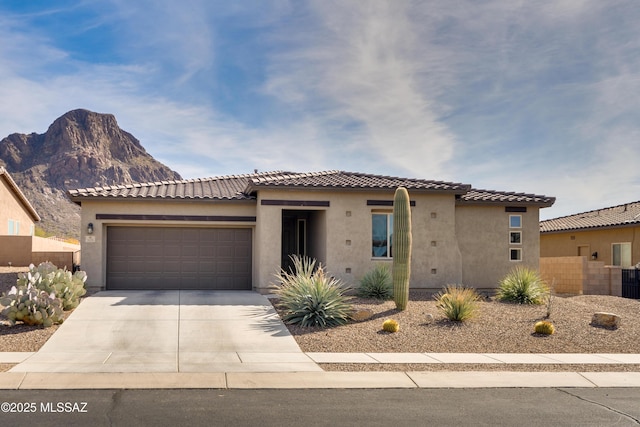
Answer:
xmin=351 ymin=309 xmax=374 ymax=322
xmin=591 ymin=312 xmax=621 ymax=329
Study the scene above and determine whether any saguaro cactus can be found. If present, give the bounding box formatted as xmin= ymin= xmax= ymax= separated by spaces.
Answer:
xmin=392 ymin=187 xmax=412 ymax=310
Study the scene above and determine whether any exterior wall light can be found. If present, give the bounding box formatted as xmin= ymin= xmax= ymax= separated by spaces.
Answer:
xmin=591 ymin=251 xmax=598 ymax=260
xmin=87 ymin=223 xmax=94 ymax=235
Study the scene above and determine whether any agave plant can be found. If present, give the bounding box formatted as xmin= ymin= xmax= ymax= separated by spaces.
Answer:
xmin=357 ymin=263 xmax=393 ymax=300
xmin=496 ymin=267 xmax=548 ymax=305
xmin=273 ymin=255 xmax=353 ymax=327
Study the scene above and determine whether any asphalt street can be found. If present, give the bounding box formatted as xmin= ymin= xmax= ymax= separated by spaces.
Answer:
xmin=1 ymin=388 xmax=639 ymax=426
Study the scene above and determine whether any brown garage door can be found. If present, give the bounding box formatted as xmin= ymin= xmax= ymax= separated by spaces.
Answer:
xmin=106 ymin=227 xmax=252 ymax=290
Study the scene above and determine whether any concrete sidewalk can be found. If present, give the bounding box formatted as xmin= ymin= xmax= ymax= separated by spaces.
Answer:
xmin=2 ymin=352 xmax=640 ymax=389
xmin=1 ymin=370 xmax=640 ymax=390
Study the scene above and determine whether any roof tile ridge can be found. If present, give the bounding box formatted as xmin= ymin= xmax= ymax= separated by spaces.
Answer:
xmin=343 ymin=170 xmax=470 ymax=187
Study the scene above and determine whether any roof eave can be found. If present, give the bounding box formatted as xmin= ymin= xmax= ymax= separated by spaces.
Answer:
xmin=1 ymin=168 xmax=41 ymax=222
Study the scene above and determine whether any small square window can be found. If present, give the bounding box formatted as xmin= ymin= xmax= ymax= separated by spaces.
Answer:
xmin=509 ymin=215 xmax=522 ymax=228
xmin=510 ymin=231 xmax=521 ymax=244
xmin=510 ymin=248 xmax=522 ymax=261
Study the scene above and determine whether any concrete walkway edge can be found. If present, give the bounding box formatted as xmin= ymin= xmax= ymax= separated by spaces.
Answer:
xmin=2 ymin=371 xmax=640 ymax=390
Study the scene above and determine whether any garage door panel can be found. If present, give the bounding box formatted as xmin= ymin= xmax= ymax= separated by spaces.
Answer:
xmin=107 ymin=227 xmax=252 ymax=290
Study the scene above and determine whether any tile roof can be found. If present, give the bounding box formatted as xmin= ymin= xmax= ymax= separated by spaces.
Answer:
xmin=67 ymin=169 xmax=554 ymax=208
xmin=0 ymin=167 xmax=40 ymax=221
xmin=459 ymin=189 xmax=556 ymax=207
xmin=247 ymin=170 xmax=471 ymax=193
xmin=540 ymin=201 xmax=640 ymax=233
xmin=67 ymin=171 xmax=288 ymax=202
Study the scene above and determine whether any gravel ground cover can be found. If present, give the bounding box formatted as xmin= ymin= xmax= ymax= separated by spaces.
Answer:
xmin=273 ymin=291 xmax=640 ymax=371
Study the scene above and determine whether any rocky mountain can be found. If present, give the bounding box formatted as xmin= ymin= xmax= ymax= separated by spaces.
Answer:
xmin=0 ymin=109 xmax=182 ymax=238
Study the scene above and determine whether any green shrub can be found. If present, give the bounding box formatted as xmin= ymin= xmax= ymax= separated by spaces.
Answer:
xmin=17 ymin=262 xmax=87 ymax=310
xmin=496 ymin=267 xmax=548 ymax=305
xmin=382 ymin=319 xmax=399 ymax=332
xmin=357 ymin=263 xmax=393 ymax=299
xmin=273 ymin=255 xmax=353 ymax=328
xmin=534 ymin=320 xmax=555 ymax=335
xmin=0 ymin=284 xmax=64 ymax=327
xmin=434 ymin=285 xmax=480 ymax=322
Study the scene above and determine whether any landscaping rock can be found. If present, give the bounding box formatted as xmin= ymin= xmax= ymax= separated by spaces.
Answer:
xmin=351 ymin=309 xmax=374 ymax=322
xmin=425 ymin=313 xmax=434 ymax=323
xmin=591 ymin=312 xmax=621 ymax=329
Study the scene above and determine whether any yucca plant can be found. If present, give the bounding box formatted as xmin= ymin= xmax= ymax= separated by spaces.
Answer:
xmin=434 ymin=285 xmax=481 ymax=322
xmin=273 ymin=255 xmax=353 ymax=327
xmin=496 ymin=267 xmax=549 ymax=305
xmin=357 ymin=263 xmax=393 ymax=300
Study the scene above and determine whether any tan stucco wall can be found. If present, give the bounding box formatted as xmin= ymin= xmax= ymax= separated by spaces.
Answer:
xmin=540 ymin=226 xmax=640 ymax=268
xmin=255 ymin=189 xmax=463 ymax=291
xmin=77 ymin=199 xmax=256 ymax=289
xmin=0 ymin=178 xmax=35 ymax=236
xmin=455 ymin=205 xmax=541 ymax=289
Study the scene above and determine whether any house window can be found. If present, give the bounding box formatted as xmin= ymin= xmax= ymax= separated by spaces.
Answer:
xmin=510 ymin=231 xmax=521 ymax=244
xmin=612 ymin=243 xmax=632 ymax=268
xmin=509 ymin=215 xmax=522 ymax=261
xmin=372 ymin=213 xmax=393 ymax=258
xmin=7 ymin=219 xmax=18 ymax=235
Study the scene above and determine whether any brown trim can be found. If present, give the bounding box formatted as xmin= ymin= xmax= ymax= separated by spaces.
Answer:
xmin=95 ymin=214 xmax=256 ymax=222
xmin=367 ymin=200 xmax=416 ymax=207
xmin=260 ymin=200 xmax=330 ymax=207
xmin=506 ymin=206 xmax=527 ymax=213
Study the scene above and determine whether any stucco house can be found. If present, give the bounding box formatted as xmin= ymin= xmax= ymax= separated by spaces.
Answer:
xmin=541 ymin=201 xmax=640 ymax=268
xmin=0 ymin=166 xmax=40 ymax=237
xmin=67 ymin=170 xmax=555 ymax=293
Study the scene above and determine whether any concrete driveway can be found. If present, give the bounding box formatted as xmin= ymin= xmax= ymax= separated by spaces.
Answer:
xmin=11 ymin=291 xmax=321 ymax=373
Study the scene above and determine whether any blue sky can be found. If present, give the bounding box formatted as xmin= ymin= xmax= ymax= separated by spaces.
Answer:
xmin=1 ymin=1 xmax=639 ymax=220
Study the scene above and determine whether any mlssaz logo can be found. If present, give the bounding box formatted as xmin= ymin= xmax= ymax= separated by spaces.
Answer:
xmin=40 ymin=402 xmax=88 ymax=413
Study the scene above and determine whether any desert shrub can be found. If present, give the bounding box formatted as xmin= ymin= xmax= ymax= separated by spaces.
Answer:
xmin=382 ymin=319 xmax=399 ymax=332
xmin=357 ymin=263 xmax=393 ymax=300
xmin=17 ymin=262 xmax=87 ymax=310
xmin=0 ymin=284 xmax=64 ymax=327
xmin=496 ymin=267 xmax=548 ymax=305
xmin=434 ymin=285 xmax=480 ymax=322
xmin=534 ymin=320 xmax=555 ymax=335
xmin=273 ymin=255 xmax=353 ymax=328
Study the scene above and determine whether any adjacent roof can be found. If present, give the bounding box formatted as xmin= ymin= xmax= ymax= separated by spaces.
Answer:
xmin=67 ymin=169 xmax=554 ymax=207
xmin=0 ymin=167 xmax=40 ymax=221
xmin=540 ymin=201 xmax=640 ymax=233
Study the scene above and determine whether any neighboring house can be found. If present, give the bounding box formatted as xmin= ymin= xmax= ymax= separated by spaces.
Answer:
xmin=67 ymin=170 xmax=555 ymax=292
xmin=0 ymin=166 xmax=40 ymax=237
xmin=0 ymin=166 xmax=80 ymax=267
xmin=540 ymin=201 xmax=640 ymax=268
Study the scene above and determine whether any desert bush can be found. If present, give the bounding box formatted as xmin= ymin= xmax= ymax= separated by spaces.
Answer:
xmin=382 ymin=319 xmax=400 ymax=332
xmin=0 ymin=284 xmax=64 ymax=327
xmin=434 ymin=285 xmax=481 ymax=322
xmin=273 ymin=255 xmax=353 ymax=327
xmin=357 ymin=263 xmax=393 ymax=300
xmin=496 ymin=267 xmax=548 ymax=305
xmin=17 ymin=262 xmax=87 ymax=310
xmin=534 ymin=320 xmax=555 ymax=335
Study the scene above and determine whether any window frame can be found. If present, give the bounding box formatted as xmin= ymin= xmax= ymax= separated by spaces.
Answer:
xmin=371 ymin=212 xmax=393 ymax=259
xmin=509 ymin=231 xmax=522 ymax=245
xmin=509 ymin=215 xmax=522 ymax=228
xmin=509 ymin=248 xmax=522 ymax=261
xmin=612 ymin=242 xmax=632 ymax=267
